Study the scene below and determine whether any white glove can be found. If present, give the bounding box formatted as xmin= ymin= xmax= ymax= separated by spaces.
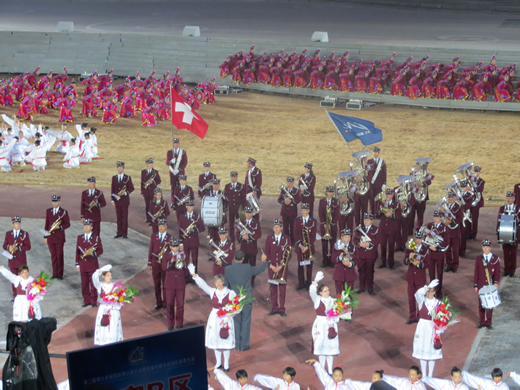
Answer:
xmin=173 ymin=168 xmax=179 ymax=175
xmin=428 ymin=279 xmax=439 ymax=289
xmin=187 ymin=263 xmax=196 ymax=275
xmin=314 ymin=271 xmax=324 ymax=283
xmin=100 ymin=264 xmax=112 ymax=273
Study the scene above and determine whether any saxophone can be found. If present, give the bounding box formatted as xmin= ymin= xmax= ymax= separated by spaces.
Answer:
xmin=144 ymin=171 xmax=156 ymax=189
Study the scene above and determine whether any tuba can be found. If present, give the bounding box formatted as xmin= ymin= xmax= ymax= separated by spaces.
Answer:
xmin=298 ymin=177 xmax=309 ymax=193
xmin=349 ymin=150 xmax=371 ymax=196
xmin=396 ymin=175 xmax=415 ymax=218
xmin=334 ymin=239 xmax=354 ymax=261
xmin=355 ymin=225 xmax=373 ymax=249
xmin=412 ymin=158 xmax=433 ymax=202
xmin=334 ymin=170 xmax=358 ymax=216
xmin=455 ymin=161 xmax=481 ymax=207
xmin=418 ymin=225 xmax=444 ymax=247
xmin=208 ymin=239 xmax=229 ymax=264
xmin=436 ymin=198 xmax=459 ymax=229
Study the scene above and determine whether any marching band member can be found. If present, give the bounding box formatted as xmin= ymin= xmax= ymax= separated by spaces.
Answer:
xmin=377 ymin=188 xmax=400 ymax=269
xmin=92 ymin=264 xmax=124 ymax=345
xmin=190 ymin=263 xmax=236 ymax=372
xmin=141 ymin=158 xmax=161 ymax=223
xmin=383 ymin=367 xmax=426 ymax=390
xmin=212 ymin=227 xmax=235 ymax=276
xmin=172 ymin=174 xmax=194 ymax=222
xmin=111 ymin=161 xmax=135 ymax=239
xmin=443 ymin=191 xmax=463 ymax=273
xmin=178 ymin=199 xmax=205 ymax=283
xmin=213 ymin=368 xmax=262 ymax=390
xmin=148 ymin=188 xmax=170 ymax=234
xmin=163 ymin=238 xmax=187 ymax=330
xmin=497 ymin=192 xmax=518 ymax=276
xmin=148 ymin=219 xmax=171 ymax=310
xmin=354 ymin=213 xmax=380 ymax=295
xmin=254 ymin=368 xmax=300 ymax=390
xmin=412 ymin=280 xmax=441 ymax=377
xmin=245 ymin=157 xmax=262 ymax=199
xmin=3 ymin=216 xmax=31 ymax=298
xmin=166 ymin=138 xmax=188 ymax=205
xmin=199 ymin=161 xmax=216 ymax=199
xmin=1 ymin=263 xmax=42 ymax=321
xmin=412 ymin=170 xmax=434 ymax=231
xmin=278 ymin=176 xmax=301 ymax=243
xmin=332 ymin=229 xmax=357 ymax=308
xmin=462 ymin=369 xmax=509 ymax=390
xmin=469 ymin=166 xmax=485 ymax=240
xmin=76 ymin=219 xmax=104 ymax=307
xmin=44 ymin=195 xmax=71 ymax=280
xmin=396 ymin=185 xmax=415 ymax=252
xmin=474 ymin=239 xmax=500 ymax=329
xmin=305 ymin=359 xmax=348 ymax=389
xmin=224 ymin=171 xmax=246 ymax=242
xmin=207 ymin=179 xmax=228 ymax=243
xmin=459 ymin=179 xmax=475 ymax=257
xmin=80 ymin=177 xmax=106 ymax=235
xmin=319 ymin=186 xmax=340 ymax=268
xmin=264 ymin=219 xmax=292 ymax=317
xmin=294 ymin=203 xmax=317 ymax=290
xmin=236 ymin=206 xmax=262 ymax=286
xmin=299 ymin=162 xmax=316 ymax=218
xmin=426 ymin=210 xmax=449 ymax=297
xmin=367 ymin=146 xmax=387 ymax=213
xmin=404 ymin=232 xmax=429 ymax=324
xmin=423 ymin=367 xmax=469 ymax=390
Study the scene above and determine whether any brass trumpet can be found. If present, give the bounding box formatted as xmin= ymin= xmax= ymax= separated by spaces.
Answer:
xmin=156 ymin=242 xmax=169 ymax=264
xmin=181 ymin=220 xmax=197 ymax=238
xmin=144 ymin=172 xmax=157 ymax=189
xmin=117 ymin=185 xmax=127 ymax=198
xmin=87 ymin=197 xmax=99 ymax=213
xmin=48 ymin=218 xmax=62 ymax=235
xmin=81 ymin=245 xmax=97 ymax=259
xmin=9 ymin=242 xmax=19 ymax=255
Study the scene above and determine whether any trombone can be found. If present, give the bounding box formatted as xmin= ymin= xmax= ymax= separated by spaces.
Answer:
xmin=323 ymin=205 xmax=333 ymax=240
xmin=266 ymin=245 xmax=292 ymax=301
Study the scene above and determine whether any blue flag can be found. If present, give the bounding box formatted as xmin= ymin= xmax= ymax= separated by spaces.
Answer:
xmin=327 ymin=112 xmax=383 ymax=146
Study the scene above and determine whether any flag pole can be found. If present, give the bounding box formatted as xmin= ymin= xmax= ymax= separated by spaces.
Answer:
xmin=326 ymin=110 xmax=356 ymax=154
xmin=170 ymin=85 xmax=175 ymax=142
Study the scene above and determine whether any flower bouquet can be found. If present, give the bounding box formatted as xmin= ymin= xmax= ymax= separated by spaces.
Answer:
xmin=326 ymin=284 xmax=360 ymax=321
xmin=216 ymin=286 xmax=254 ymax=318
xmin=27 ymin=271 xmax=52 ymax=319
xmin=101 ymin=282 xmax=139 ymax=307
xmin=432 ymin=296 xmax=460 ymax=349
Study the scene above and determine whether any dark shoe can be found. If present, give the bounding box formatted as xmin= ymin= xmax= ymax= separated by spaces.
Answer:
xmin=510 ymin=273 xmax=515 ymax=277
xmin=443 ymin=268 xmax=452 ymax=273
xmin=235 ymin=347 xmax=243 ymax=351
xmin=486 ymin=325 xmax=493 ymax=329
xmin=477 ymin=324 xmax=484 ymax=329
xmin=377 ymin=264 xmax=387 ymax=269
xmin=394 ymin=248 xmax=402 ymax=252
xmin=243 ymin=346 xmax=250 ymax=351
xmin=320 ymin=263 xmax=328 ymax=268
xmin=295 ymin=285 xmax=305 ymax=291
xmin=114 ymin=235 xmax=122 ymax=239
xmin=389 ymin=265 xmax=396 ymax=270
xmin=57 ymin=277 xmax=64 ymax=280
xmin=176 ymin=326 xmax=183 ymax=329
xmin=81 ymin=303 xmax=89 ymax=307
xmin=123 ymin=235 xmax=128 ymax=239
xmin=51 ymin=276 xmax=57 ymax=279
xmin=356 ymin=289 xmax=365 ymax=294
xmin=92 ymin=304 xmax=97 ymax=308
xmin=224 ymin=368 xmax=230 ymax=372
xmin=154 ymin=305 xmax=162 ymax=310
xmin=167 ymin=327 xmax=173 ymax=331
xmin=267 ymin=311 xmax=277 ymax=316
xmin=405 ymin=320 xmax=414 ymax=325
xmin=208 ymin=257 xmax=213 ymax=262
xmin=400 ymin=249 xmax=406 ymax=253
xmin=368 ymin=289 xmax=376 ymax=296
xmin=279 ymin=312 xmax=287 ymax=317
xmin=452 ymin=269 xmax=459 ymax=274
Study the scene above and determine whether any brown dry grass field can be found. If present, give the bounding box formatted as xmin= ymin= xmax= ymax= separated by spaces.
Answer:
xmin=1 ymin=80 xmax=518 ymax=204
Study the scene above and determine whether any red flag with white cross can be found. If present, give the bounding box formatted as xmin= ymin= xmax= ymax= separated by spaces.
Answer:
xmin=170 ymin=87 xmax=209 ymax=139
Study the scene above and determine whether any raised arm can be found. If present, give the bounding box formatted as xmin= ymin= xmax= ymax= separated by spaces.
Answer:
xmin=214 ymin=368 xmax=234 ymax=390
xmin=314 ymin=361 xmax=335 ymax=387
xmin=422 ymin=377 xmax=450 ymax=390
xmin=509 ymin=372 xmax=520 ymax=386
xmin=0 ymin=266 xmax=18 ymax=284
xmin=344 ymin=378 xmax=372 ymax=390
xmin=383 ymin=375 xmax=405 ymax=388
xmin=92 ymin=264 xmax=112 ymax=291
xmin=254 ymin=374 xmax=282 ymax=389
xmin=462 ymin=371 xmax=492 ymax=389
xmin=193 ymin=274 xmax=214 ymax=297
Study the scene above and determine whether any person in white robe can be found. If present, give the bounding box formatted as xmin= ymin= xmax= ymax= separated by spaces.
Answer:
xmin=93 ymin=264 xmax=124 ymax=346
xmin=213 ymin=368 xmax=262 ymax=390
xmin=0 ymin=265 xmax=42 ymax=321
xmin=254 ymin=367 xmax=300 ymax=389
xmin=383 ymin=367 xmax=427 ymax=390
xmin=75 ymin=123 xmax=92 ymax=162
xmin=10 ymin=135 xmax=28 ymax=166
xmin=63 ymin=138 xmax=80 ymax=169
xmin=413 ymin=279 xmax=442 ymax=377
xmin=463 ymin=369 xmax=509 ymax=390
xmin=305 ymin=360 xmax=349 ymax=390
xmin=0 ymin=139 xmax=16 ymax=172
xmin=310 ymin=271 xmax=339 ymax=375
xmin=89 ymin=127 xmax=99 ymax=157
xmin=190 ymin=263 xmax=236 ymax=371
xmin=424 ymin=367 xmax=468 ymax=390
xmin=48 ymin=124 xmax=73 ymax=153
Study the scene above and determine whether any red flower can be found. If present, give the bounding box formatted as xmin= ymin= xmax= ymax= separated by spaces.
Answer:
xmin=337 ymin=295 xmax=341 ymax=298
xmin=40 ymin=280 xmax=47 ymax=287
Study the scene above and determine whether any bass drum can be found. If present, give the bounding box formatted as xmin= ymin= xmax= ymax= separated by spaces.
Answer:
xmin=497 ymin=213 xmax=517 ymax=244
xmin=201 ymin=196 xmax=223 ymax=227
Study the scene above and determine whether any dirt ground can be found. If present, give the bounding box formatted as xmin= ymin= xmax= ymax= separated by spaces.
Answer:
xmin=1 ymin=80 xmax=518 ymax=203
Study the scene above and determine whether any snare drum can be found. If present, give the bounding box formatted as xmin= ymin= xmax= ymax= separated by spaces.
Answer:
xmin=478 ymin=285 xmax=501 ymax=309
xmin=497 ymin=213 xmax=517 ymax=244
xmin=201 ymin=196 xmax=223 ymax=227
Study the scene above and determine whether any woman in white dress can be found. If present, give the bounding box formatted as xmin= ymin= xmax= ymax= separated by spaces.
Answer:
xmin=384 ymin=366 xmax=426 ymax=390
xmin=412 ymin=279 xmax=442 ymax=378
xmin=423 ymin=367 xmax=468 ymax=390
xmin=93 ymin=264 xmax=123 ymax=345
xmin=309 ymin=271 xmax=339 ymax=375
xmin=0 ymin=265 xmax=42 ymax=321
xmin=189 ymin=264 xmax=236 ymax=371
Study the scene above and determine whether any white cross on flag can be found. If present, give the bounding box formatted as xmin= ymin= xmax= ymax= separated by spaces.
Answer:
xmin=170 ymin=87 xmax=209 ymax=139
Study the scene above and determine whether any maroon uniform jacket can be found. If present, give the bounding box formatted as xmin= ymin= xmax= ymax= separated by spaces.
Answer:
xmin=474 ymin=254 xmax=500 ymax=289
xmin=75 ymin=233 xmax=103 ymax=272
xmin=353 ymin=224 xmax=380 ymax=260
xmin=149 ymin=199 xmax=170 ymax=222
xmin=80 ymin=189 xmax=107 ymax=221
xmin=3 ymin=230 xmax=31 ymax=269
xmin=162 ymin=250 xmax=186 ymax=288
xmin=224 ymin=182 xmax=246 ymax=214
xmin=461 ymin=191 xmax=475 ymax=212
xmin=514 ymin=184 xmax=520 ymax=208
xmin=445 ymin=202 xmax=463 ymax=238
xmin=44 ymin=207 xmax=71 ymax=245
xmin=166 ymin=148 xmax=188 ymax=177
xmin=376 ymin=198 xmax=401 ymax=234
xmin=198 ymin=172 xmax=217 ymax=198
xmin=293 ymin=216 xmax=317 ymax=256
xmin=318 ymin=197 xmax=341 ymax=236
xmin=237 ymin=218 xmax=261 ymax=255
xmin=299 ymin=173 xmax=316 ymax=204
xmin=111 ymin=174 xmax=135 ymax=206
xmin=425 ymin=222 xmax=449 ymax=259
xmin=173 ymin=185 xmax=194 ymax=210
xmin=213 ymin=239 xmax=236 ymax=275
xmin=471 ymin=177 xmax=485 ymax=208
xmin=265 ymin=233 xmax=292 ymax=279
xmin=178 ymin=212 xmax=205 ymax=248
xmin=403 ymin=244 xmax=429 ymax=284
xmin=244 ymin=167 xmax=262 ymax=196
xmin=367 ymin=158 xmax=387 ymax=192
xmin=148 ymin=232 xmax=172 ymax=266
xmin=411 ymin=174 xmax=434 ymax=203
xmin=332 ymin=242 xmax=357 ymax=283
xmin=278 ymin=186 xmax=301 ymax=218
xmin=141 ymin=168 xmax=161 ymax=198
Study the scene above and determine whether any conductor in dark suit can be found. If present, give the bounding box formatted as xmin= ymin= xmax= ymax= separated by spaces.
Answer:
xmin=224 ymin=250 xmax=268 ymax=351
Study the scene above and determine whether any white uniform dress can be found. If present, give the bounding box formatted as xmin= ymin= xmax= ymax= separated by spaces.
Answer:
xmin=313 ymin=362 xmax=349 ymax=389
xmin=63 ymin=144 xmax=80 ymax=169
xmin=214 ymin=369 xmax=262 ymax=390
xmin=193 ymin=275 xmax=236 ymax=350
xmin=423 ymin=377 xmax=469 ymax=390
xmin=462 ymin=371 xmax=510 ymax=390
xmin=254 ymin=374 xmax=301 ymax=390
xmin=383 ymin=376 xmax=427 ymax=390
xmin=93 ymin=266 xmax=124 ymax=346
xmin=412 ymin=286 xmax=442 ymax=360
xmin=310 ymin=284 xmax=339 ymax=356
xmin=0 ymin=267 xmax=42 ymax=321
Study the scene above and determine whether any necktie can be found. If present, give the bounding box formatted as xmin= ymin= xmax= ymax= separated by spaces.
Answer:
xmin=160 ymin=234 xmax=164 ymax=242
xmin=14 ymin=232 xmax=18 ymax=239
xmin=276 ymin=237 xmax=279 ymax=246
xmin=118 ymin=175 xmax=121 ymax=183
xmin=53 ymin=209 xmax=56 ymax=216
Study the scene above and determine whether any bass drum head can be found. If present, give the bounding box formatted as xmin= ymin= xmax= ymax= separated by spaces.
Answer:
xmin=498 ymin=213 xmax=517 ymax=243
